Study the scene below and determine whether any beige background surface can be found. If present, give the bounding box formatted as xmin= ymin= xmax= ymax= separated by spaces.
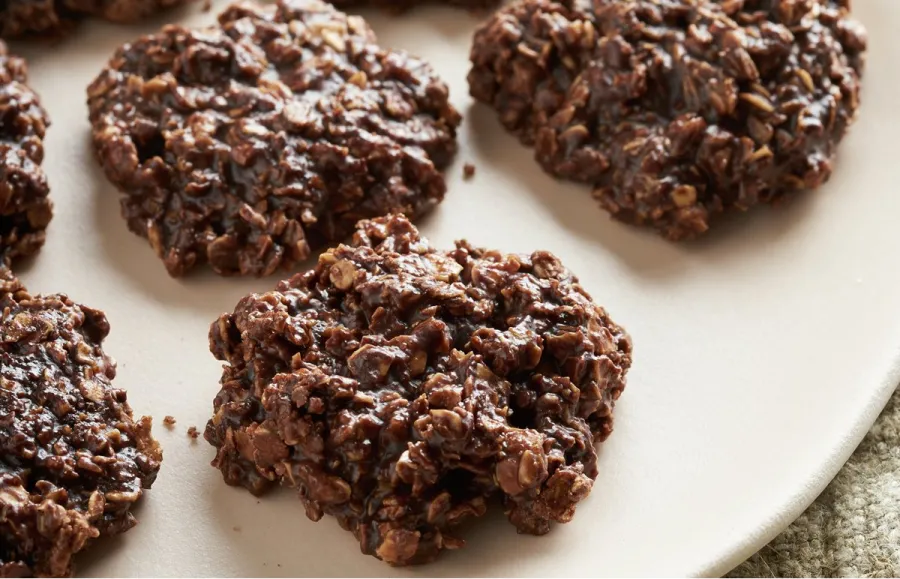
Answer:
xmin=8 ymin=0 xmax=900 ymax=576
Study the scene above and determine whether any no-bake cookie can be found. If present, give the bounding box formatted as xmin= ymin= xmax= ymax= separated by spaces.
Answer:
xmin=468 ymin=0 xmax=866 ymax=239
xmin=0 ymin=41 xmax=52 ymax=267
xmin=0 ymin=275 xmax=162 ymax=577
xmin=87 ymin=0 xmax=460 ymax=277
xmin=205 ymin=214 xmax=632 ymax=564
xmin=0 ymin=0 xmax=191 ymax=38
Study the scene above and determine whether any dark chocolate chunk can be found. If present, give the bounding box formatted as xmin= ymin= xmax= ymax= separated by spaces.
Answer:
xmin=87 ymin=0 xmax=460 ymax=277
xmin=468 ymin=0 xmax=866 ymax=239
xmin=0 ymin=41 xmax=52 ymax=268
xmin=205 ymin=213 xmax=632 ymax=565
xmin=0 ymin=275 xmax=162 ymax=577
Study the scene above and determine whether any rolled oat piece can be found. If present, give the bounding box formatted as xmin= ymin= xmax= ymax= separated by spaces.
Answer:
xmin=0 ymin=276 xmax=162 ymax=577
xmin=87 ymin=0 xmax=461 ymax=277
xmin=205 ymin=213 xmax=632 ymax=565
xmin=468 ymin=0 xmax=866 ymax=240
xmin=0 ymin=0 xmax=192 ymax=38
xmin=0 ymin=41 xmax=52 ymax=267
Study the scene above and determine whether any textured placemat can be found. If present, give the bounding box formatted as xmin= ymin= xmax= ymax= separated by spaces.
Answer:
xmin=728 ymin=387 xmax=900 ymax=577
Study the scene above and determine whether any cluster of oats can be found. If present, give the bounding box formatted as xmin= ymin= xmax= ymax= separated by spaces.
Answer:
xmin=469 ymin=0 xmax=866 ymax=239
xmin=205 ymin=214 xmax=632 ymax=564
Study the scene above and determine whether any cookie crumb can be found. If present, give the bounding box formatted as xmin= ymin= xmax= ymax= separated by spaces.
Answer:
xmin=463 ymin=163 xmax=476 ymax=180
xmin=163 ymin=415 xmax=176 ymax=429
xmin=187 ymin=426 xmax=199 ymax=440
xmin=232 ymin=526 xmax=241 ymax=532
xmin=202 ymin=0 xmax=212 ymax=11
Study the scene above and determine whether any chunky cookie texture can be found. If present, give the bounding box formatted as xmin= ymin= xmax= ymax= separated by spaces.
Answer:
xmin=328 ymin=0 xmax=498 ymax=12
xmin=0 ymin=0 xmax=190 ymax=38
xmin=0 ymin=42 xmax=53 ymax=268
xmin=205 ymin=214 xmax=632 ymax=565
xmin=469 ymin=0 xmax=866 ymax=240
xmin=87 ymin=0 xmax=460 ymax=277
xmin=0 ymin=274 xmax=162 ymax=577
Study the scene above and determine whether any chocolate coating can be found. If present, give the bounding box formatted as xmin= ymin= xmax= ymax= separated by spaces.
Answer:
xmin=0 ymin=274 xmax=162 ymax=577
xmin=0 ymin=41 xmax=53 ymax=268
xmin=0 ymin=0 xmax=191 ymax=38
xmin=469 ymin=0 xmax=866 ymax=239
xmin=88 ymin=0 xmax=460 ymax=277
xmin=205 ymin=214 xmax=632 ymax=565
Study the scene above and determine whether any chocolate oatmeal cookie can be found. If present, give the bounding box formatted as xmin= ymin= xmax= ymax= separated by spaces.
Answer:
xmin=0 ymin=0 xmax=191 ymax=38
xmin=205 ymin=214 xmax=632 ymax=564
xmin=0 ymin=41 xmax=52 ymax=267
xmin=0 ymin=276 xmax=162 ymax=577
xmin=468 ymin=0 xmax=866 ymax=240
xmin=87 ymin=0 xmax=460 ymax=278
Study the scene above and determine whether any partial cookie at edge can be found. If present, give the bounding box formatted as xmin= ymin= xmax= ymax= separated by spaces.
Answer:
xmin=0 ymin=0 xmax=193 ymax=38
xmin=0 ymin=41 xmax=52 ymax=267
xmin=0 ymin=278 xmax=162 ymax=577
xmin=468 ymin=0 xmax=866 ymax=239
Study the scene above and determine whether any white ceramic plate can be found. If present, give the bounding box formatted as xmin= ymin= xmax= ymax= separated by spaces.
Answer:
xmin=11 ymin=0 xmax=900 ymax=575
